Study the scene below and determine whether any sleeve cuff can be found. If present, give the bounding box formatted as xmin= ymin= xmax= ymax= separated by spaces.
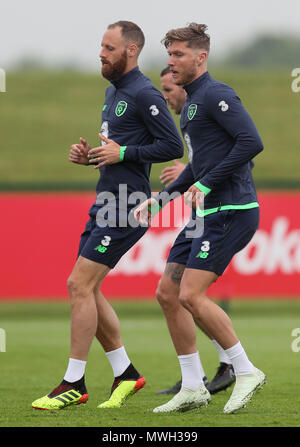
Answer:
xmin=193 ymin=181 xmax=211 ymax=195
xmin=148 ymin=200 xmax=162 ymax=217
xmin=120 ymin=146 xmax=127 ymax=162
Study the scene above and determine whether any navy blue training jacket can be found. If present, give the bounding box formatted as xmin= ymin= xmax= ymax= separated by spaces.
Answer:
xmin=89 ymin=66 xmax=183 ymax=216
xmin=160 ymin=71 xmax=264 ymax=215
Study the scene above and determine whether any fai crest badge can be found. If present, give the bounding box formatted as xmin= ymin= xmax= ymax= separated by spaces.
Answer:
xmin=188 ymin=104 xmax=197 ymax=120
xmin=115 ymin=101 xmax=128 ymax=117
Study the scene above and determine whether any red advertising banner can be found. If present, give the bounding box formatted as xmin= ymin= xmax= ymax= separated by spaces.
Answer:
xmin=0 ymin=192 xmax=299 ymax=300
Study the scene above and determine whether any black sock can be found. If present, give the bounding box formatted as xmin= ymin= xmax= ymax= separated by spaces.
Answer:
xmin=115 ymin=363 xmax=140 ymax=382
xmin=61 ymin=376 xmax=87 ymax=395
xmin=108 ymin=364 xmax=141 ymax=396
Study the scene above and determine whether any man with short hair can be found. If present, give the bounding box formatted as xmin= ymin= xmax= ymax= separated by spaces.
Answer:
xmin=160 ymin=66 xmax=187 ymax=116
xmin=156 ymin=66 xmax=236 ymax=397
xmin=32 ymin=20 xmax=183 ymax=411
xmin=135 ymin=23 xmax=265 ymax=414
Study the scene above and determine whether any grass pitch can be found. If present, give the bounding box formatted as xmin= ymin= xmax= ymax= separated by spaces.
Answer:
xmin=0 ymin=300 xmax=300 ymax=428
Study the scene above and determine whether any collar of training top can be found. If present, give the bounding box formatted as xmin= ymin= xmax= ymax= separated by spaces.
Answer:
xmin=111 ymin=66 xmax=141 ymax=88
xmin=183 ymin=71 xmax=211 ymax=96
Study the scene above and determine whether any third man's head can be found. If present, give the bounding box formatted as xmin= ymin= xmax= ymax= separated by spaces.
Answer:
xmin=160 ymin=66 xmax=186 ymax=114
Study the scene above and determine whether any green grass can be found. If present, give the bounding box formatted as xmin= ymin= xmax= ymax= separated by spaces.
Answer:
xmin=1 ymin=69 xmax=300 ymax=190
xmin=0 ymin=300 xmax=300 ymax=427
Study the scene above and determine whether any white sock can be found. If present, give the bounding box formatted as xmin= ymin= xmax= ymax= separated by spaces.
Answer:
xmin=178 ymin=352 xmax=204 ymax=391
xmin=211 ymin=339 xmax=231 ymax=365
xmin=64 ymin=358 xmax=86 ymax=382
xmin=105 ymin=346 xmax=131 ymax=377
xmin=225 ymin=341 xmax=254 ymax=376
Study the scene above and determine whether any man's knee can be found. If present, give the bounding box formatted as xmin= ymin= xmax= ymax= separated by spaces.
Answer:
xmin=178 ymin=289 xmax=206 ymax=314
xmin=67 ymin=273 xmax=93 ymax=299
xmin=155 ymin=280 xmax=169 ymax=306
xmin=156 ymin=263 xmax=184 ymax=308
xmin=179 ymin=269 xmax=216 ymax=314
xmin=67 ymin=274 xmax=84 ymax=297
xmin=156 ymin=277 xmax=179 ymax=309
xmin=67 ymin=256 xmax=109 ymax=299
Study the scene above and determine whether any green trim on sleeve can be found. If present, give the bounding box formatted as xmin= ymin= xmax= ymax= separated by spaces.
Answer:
xmin=148 ymin=201 xmax=162 ymax=217
xmin=120 ymin=146 xmax=127 ymax=161
xmin=193 ymin=181 xmax=211 ymax=195
xmin=196 ymin=201 xmax=259 ymax=218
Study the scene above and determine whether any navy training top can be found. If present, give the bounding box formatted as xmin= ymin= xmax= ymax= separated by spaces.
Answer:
xmin=89 ymin=66 xmax=183 ymax=216
xmin=160 ymin=71 xmax=264 ymax=213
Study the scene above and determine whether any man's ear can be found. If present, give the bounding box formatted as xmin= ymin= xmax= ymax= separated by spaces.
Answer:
xmin=197 ymin=50 xmax=208 ymax=66
xmin=127 ymin=43 xmax=138 ymax=58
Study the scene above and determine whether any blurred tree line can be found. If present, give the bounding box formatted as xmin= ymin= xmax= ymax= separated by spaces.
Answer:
xmin=224 ymin=34 xmax=300 ymax=68
xmin=10 ymin=34 xmax=300 ymax=71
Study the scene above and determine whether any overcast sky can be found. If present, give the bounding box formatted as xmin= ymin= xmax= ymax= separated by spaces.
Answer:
xmin=1 ymin=0 xmax=300 ymax=70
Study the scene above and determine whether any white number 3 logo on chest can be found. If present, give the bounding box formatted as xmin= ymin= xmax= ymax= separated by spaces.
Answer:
xmin=149 ymin=105 xmax=159 ymax=116
xmin=218 ymin=100 xmax=229 ymax=112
